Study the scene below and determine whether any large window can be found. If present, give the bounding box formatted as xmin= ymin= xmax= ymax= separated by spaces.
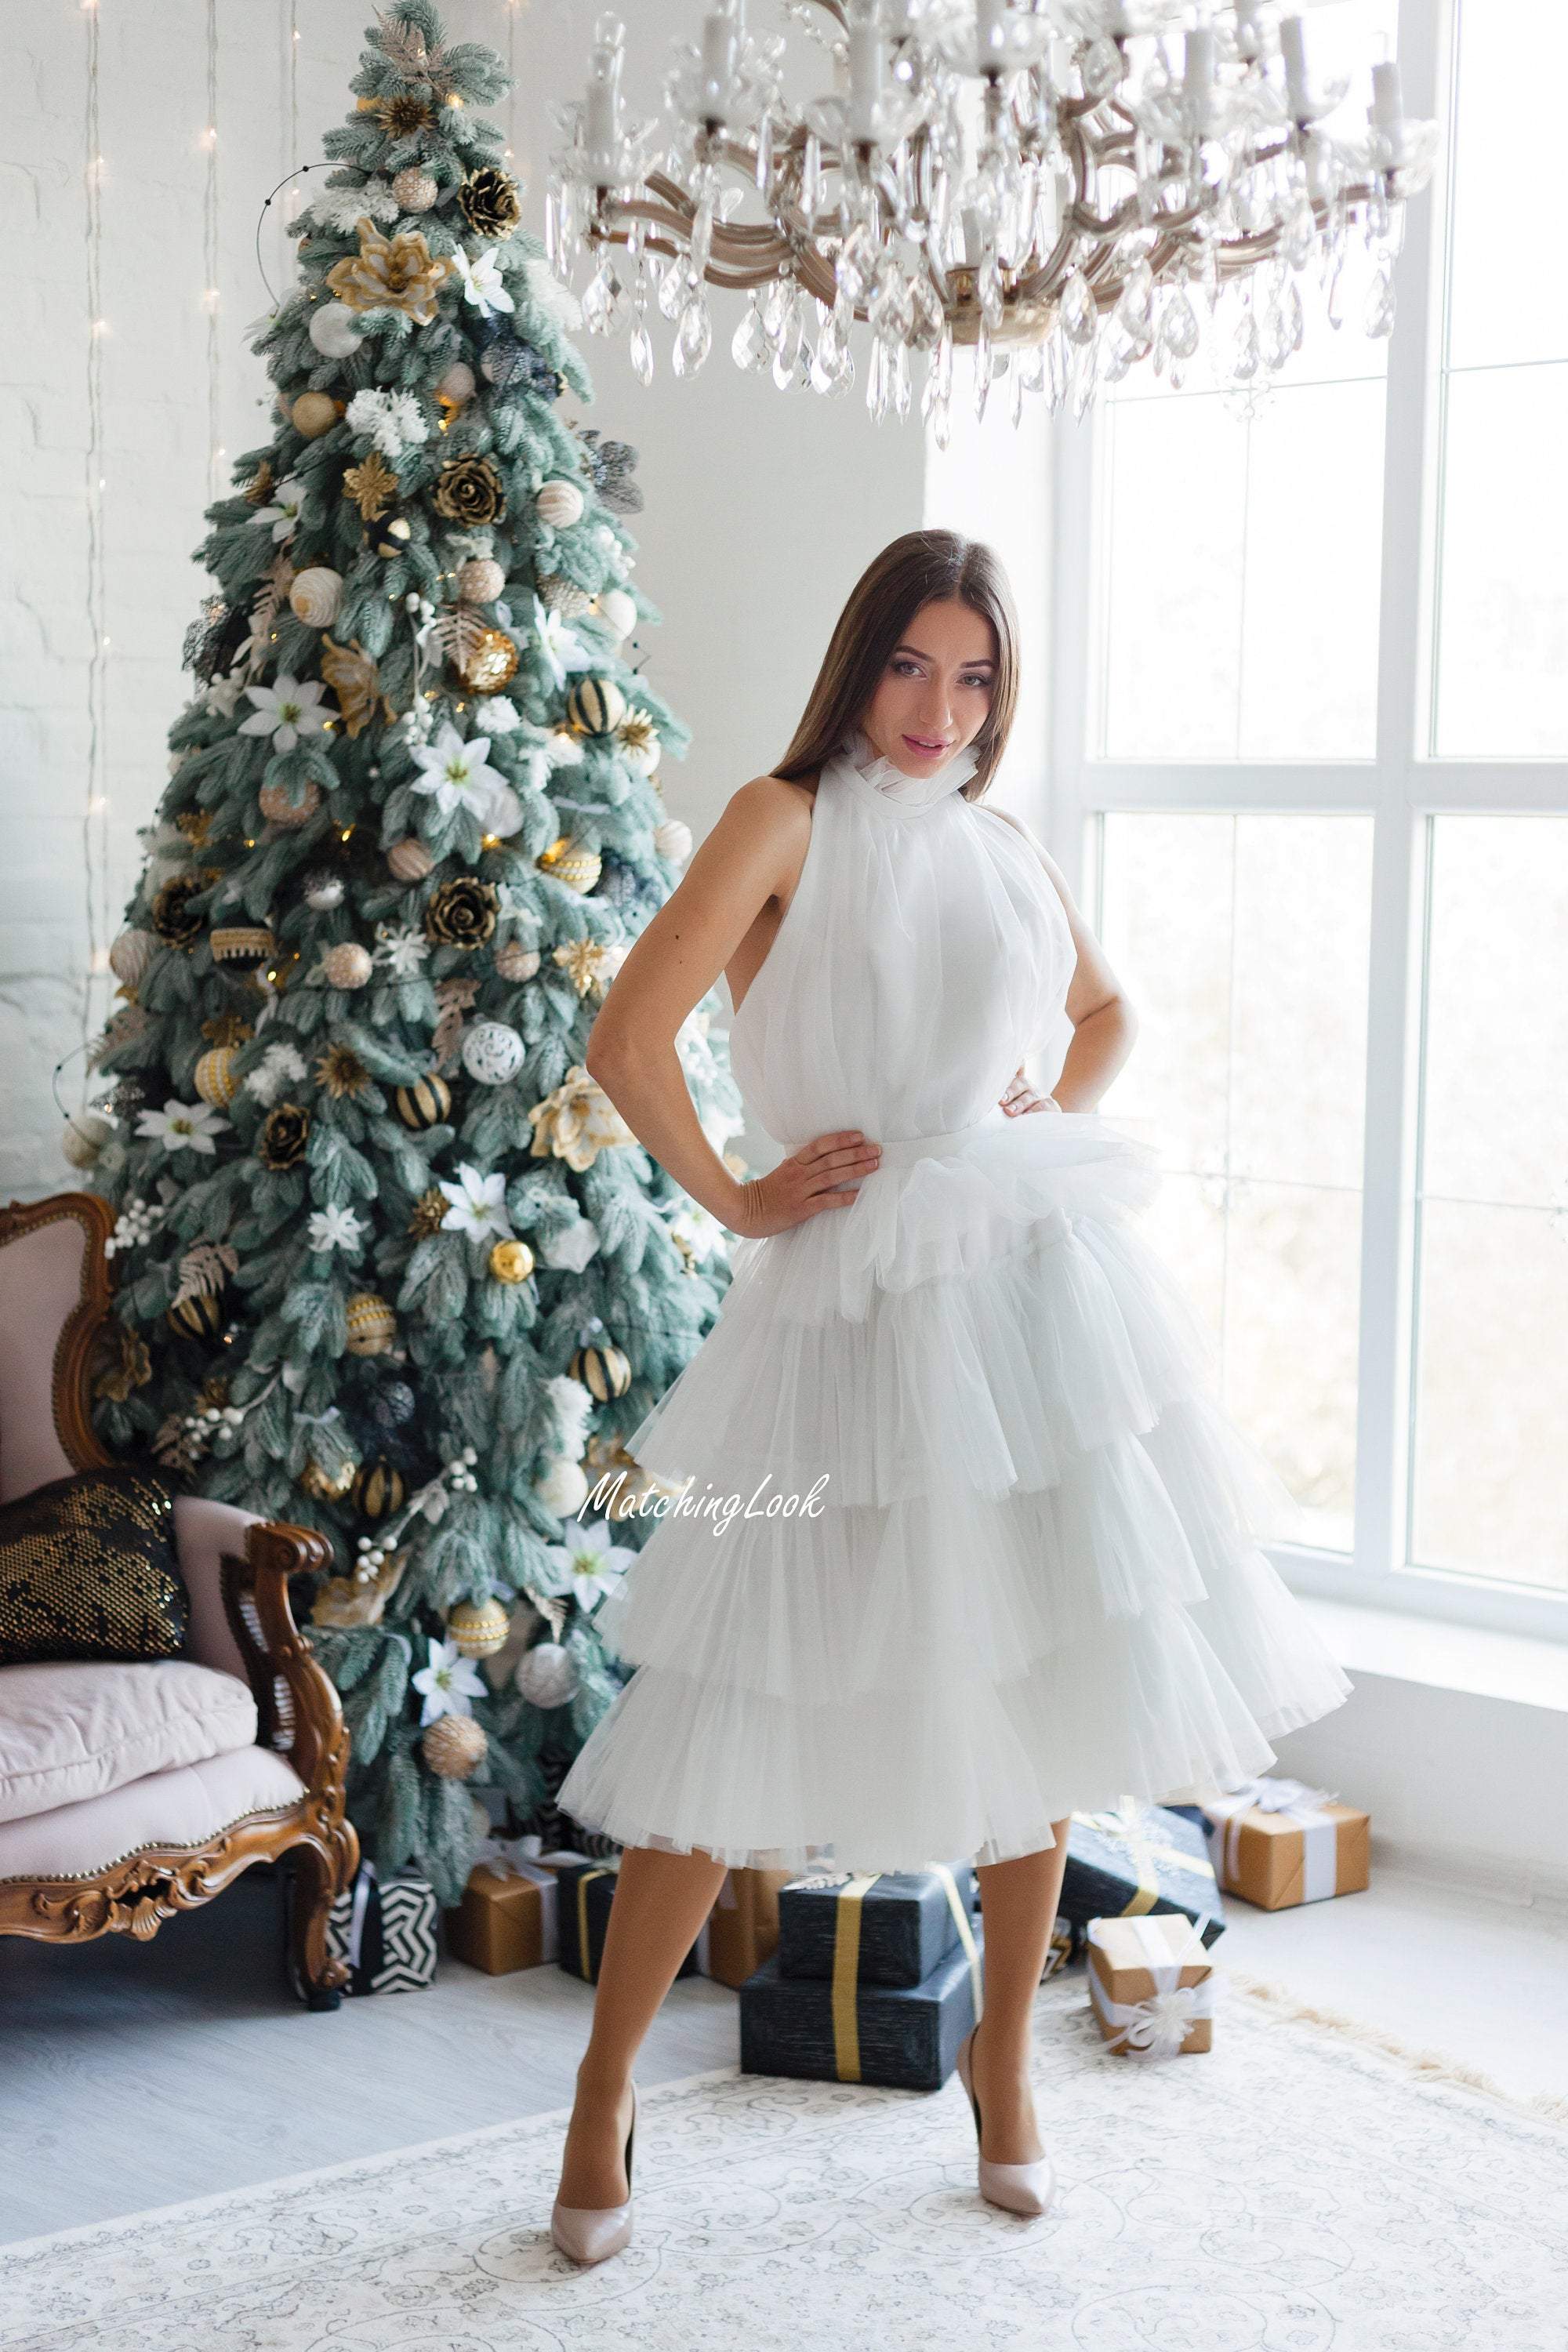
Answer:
xmin=1051 ymin=0 xmax=1568 ymax=1637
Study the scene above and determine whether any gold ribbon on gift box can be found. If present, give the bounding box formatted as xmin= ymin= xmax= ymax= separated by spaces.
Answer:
xmin=829 ymin=1866 xmax=982 ymax=2083
xmin=1072 ymin=1798 xmax=1218 ymax=1926
xmin=575 ymin=1865 xmax=614 ymax=1978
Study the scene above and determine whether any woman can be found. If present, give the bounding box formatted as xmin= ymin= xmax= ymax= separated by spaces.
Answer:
xmin=547 ymin=529 xmax=1353 ymax=2261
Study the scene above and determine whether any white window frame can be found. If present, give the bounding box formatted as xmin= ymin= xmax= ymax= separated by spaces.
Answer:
xmin=1044 ymin=0 xmax=1568 ymax=1647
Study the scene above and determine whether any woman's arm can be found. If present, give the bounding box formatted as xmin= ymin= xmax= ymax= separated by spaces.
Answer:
xmin=584 ymin=778 xmax=882 ymax=1236
xmin=988 ymin=807 xmax=1138 ymax=1114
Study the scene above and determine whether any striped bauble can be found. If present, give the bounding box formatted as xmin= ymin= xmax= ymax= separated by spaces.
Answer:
xmin=394 ymin=1073 xmax=452 ymax=1131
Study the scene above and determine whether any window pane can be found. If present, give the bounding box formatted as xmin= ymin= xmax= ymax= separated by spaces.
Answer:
xmin=1411 ymin=817 xmax=1568 ymax=1588
xmin=1432 ymin=366 xmax=1568 ymax=757
xmin=1098 ymin=813 xmax=1374 ymax=1550
xmin=1447 ymin=1 xmax=1568 ymax=372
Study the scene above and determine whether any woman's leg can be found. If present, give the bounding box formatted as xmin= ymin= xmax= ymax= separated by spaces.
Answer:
xmin=970 ymin=1818 xmax=1074 ymax=2164
xmin=555 ymin=1842 xmax=731 ymax=2206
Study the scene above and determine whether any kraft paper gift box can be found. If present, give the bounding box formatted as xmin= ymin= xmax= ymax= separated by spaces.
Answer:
xmin=1058 ymin=1798 xmax=1226 ymax=1951
xmin=554 ymin=1855 xmax=706 ymax=1984
xmin=1198 ymin=1777 xmax=1370 ymax=1911
xmin=775 ymin=1862 xmax=980 ymax=1986
xmin=1086 ymin=1912 xmax=1216 ymax=2058
xmin=322 ymin=1861 xmax=438 ymax=1994
xmin=444 ymin=1838 xmax=586 ymax=1974
xmin=701 ymin=1865 xmax=796 ymax=1989
xmin=741 ymin=1915 xmax=985 ymax=2092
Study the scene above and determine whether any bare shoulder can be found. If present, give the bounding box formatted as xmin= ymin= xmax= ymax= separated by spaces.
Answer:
xmin=975 ymin=800 xmax=1080 ymax=912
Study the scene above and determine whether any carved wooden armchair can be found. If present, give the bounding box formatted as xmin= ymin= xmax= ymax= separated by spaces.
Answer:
xmin=0 ymin=1192 xmax=358 ymax=2006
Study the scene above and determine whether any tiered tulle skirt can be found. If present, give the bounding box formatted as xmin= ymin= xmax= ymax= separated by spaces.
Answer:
xmin=557 ymin=1110 xmax=1354 ymax=1872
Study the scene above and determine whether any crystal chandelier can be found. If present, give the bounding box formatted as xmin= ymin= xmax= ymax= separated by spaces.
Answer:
xmin=545 ymin=0 xmax=1438 ymax=436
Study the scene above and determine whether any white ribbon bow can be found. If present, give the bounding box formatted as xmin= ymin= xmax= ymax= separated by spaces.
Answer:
xmin=1087 ymin=1915 xmax=1216 ymax=2061
xmin=1202 ymin=1774 xmax=1344 ymax=1902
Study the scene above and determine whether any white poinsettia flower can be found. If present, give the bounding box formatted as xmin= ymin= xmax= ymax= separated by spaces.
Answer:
xmin=136 ymin=1099 xmax=226 ymax=1156
xmin=530 ymin=601 xmax=590 ymax=690
xmin=238 ymin=675 xmax=328 ymax=753
xmin=406 ymin=721 xmax=521 ymax=835
xmin=306 ymin=1203 xmax=365 ymax=1254
xmin=411 ymin=1635 xmax=487 ymax=1726
xmin=544 ymin=1518 xmax=636 ymax=1613
xmin=452 ymin=245 xmax=515 ymax=319
xmin=668 ymin=1199 xmax=727 ymax=1264
xmin=252 ymin=474 xmax=308 ymax=543
xmin=437 ymin=1162 xmax=512 ymax=1241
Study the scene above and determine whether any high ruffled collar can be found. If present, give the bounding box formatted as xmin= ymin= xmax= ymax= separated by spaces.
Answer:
xmin=836 ymin=723 xmax=981 ymax=815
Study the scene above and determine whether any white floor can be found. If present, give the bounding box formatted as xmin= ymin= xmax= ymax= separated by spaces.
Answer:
xmin=1 ymin=1847 xmax=1562 ymax=2246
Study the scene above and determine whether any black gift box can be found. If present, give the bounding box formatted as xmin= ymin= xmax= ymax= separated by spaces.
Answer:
xmin=554 ymin=1857 xmax=703 ymax=1984
xmin=776 ymin=1861 xmax=979 ymax=1986
xmin=321 ymin=1861 xmax=439 ymax=1994
xmin=740 ymin=1922 xmax=985 ymax=2092
xmin=1058 ymin=1800 xmax=1226 ymax=1950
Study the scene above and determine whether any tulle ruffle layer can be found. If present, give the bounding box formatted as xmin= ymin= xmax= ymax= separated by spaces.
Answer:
xmin=557 ymin=1588 xmax=1349 ymax=1876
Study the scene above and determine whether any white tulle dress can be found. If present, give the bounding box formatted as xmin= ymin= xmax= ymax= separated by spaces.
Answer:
xmin=556 ymin=727 xmax=1354 ymax=1871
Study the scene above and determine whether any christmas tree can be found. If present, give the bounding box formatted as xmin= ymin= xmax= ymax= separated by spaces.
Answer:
xmin=74 ymin=0 xmax=743 ymax=1907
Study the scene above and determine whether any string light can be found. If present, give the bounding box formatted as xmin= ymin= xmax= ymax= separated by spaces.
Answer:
xmin=79 ymin=0 xmax=110 ymax=1074
xmin=203 ymin=0 xmax=221 ymax=503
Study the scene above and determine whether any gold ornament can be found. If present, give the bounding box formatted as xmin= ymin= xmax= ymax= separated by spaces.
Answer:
xmin=391 ymin=165 xmax=438 ymax=212
xmin=553 ymin=938 xmax=612 ymax=999
xmin=536 ymin=836 xmax=601 ymax=895
xmin=151 ymin=874 xmax=208 ymax=947
xmin=166 ymin=1289 xmax=225 ymax=1341
xmin=424 ymin=877 xmax=498 ymax=949
xmin=571 ymin=1341 xmax=633 ymax=1400
xmin=387 ymin=836 xmax=434 ymax=884
xmin=344 ymin=1291 xmax=397 ymax=1357
xmin=320 ymin=634 xmax=390 ymax=739
xmin=325 ymin=215 xmax=452 ymax=321
xmin=488 ymin=1238 xmax=535 ymax=1285
xmin=257 ymin=1102 xmax=310 ymax=1171
xmin=446 ymin=1595 xmax=510 ymax=1657
xmin=421 ymin=1713 xmax=488 ymax=1780
xmin=536 ymin=572 xmax=594 ymax=618
xmin=456 ymin=556 xmax=504 ymax=603
xmin=456 ymin=165 xmax=521 ymax=241
xmin=529 ymin=1063 xmax=637 ymax=1171
xmin=194 ymin=1046 xmax=240 ymax=1107
xmin=365 ymin=93 xmax=437 ymax=140
xmin=259 ymin=776 xmax=323 ymax=828
xmin=209 ymin=924 xmax=275 ymax=972
xmin=322 ymin=941 xmax=374 ymax=989
xmin=287 ymin=565 xmax=345 ymax=627
xmin=494 ymin=939 xmax=540 ymax=982
xmin=618 ymin=707 xmax=660 ymax=764
xmin=201 ymin=1011 xmax=253 ymax=1048
xmin=300 ymin=1456 xmax=355 ymax=1502
xmin=408 ymin=1186 xmax=448 ymax=1237
xmin=291 ymin=391 xmax=340 ymax=439
xmin=244 ymin=456 xmax=275 ymax=507
xmin=342 ymin=450 xmax=399 ymax=523
xmin=431 ymin=453 xmax=506 ymax=527
xmin=353 ymin=1457 xmax=405 ymax=1519
xmin=453 ymin=627 xmax=518 ymax=695
xmin=394 ymin=1073 xmax=452 ymax=1130
xmin=565 ymin=676 xmax=626 ymax=737
xmin=93 ymin=1320 xmax=151 ymax=1403
xmin=316 ymin=1044 xmax=370 ymax=1098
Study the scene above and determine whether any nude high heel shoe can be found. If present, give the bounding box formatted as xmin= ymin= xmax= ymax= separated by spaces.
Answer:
xmin=550 ymin=2079 xmax=637 ymax=2264
xmin=955 ymin=2016 xmax=1056 ymax=2217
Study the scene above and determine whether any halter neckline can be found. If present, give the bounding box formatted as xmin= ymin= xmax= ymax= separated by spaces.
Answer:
xmin=832 ymin=724 xmax=981 ymax=816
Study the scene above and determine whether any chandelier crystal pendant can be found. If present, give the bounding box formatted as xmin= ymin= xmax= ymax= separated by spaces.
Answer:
xmin=545 ymin=0 xmax=1438 ymax=437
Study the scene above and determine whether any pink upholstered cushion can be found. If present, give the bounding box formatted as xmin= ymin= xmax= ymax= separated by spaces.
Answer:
xmin=0 ymin=1743 xmax=307 ymax=1879
xmin=0 ymin=1657 xmax=260 ymax=1826
xmin=0 ymin=1210 xmax=92 ymax=1504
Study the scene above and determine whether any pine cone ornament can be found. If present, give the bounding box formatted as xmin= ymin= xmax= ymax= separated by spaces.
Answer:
xmin=456 ymin=166 xmax=522 ymax=240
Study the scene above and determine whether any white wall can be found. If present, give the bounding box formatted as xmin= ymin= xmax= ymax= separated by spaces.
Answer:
xmin=0 ymin=0 xmax=931 ymax=1199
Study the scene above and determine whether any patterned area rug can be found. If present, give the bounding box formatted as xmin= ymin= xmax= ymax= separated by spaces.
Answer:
xmin=4 ymin=1967 xmax=1566 ymax=2351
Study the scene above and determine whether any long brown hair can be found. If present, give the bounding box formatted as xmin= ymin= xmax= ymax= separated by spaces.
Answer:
xmin=772 ymin=529 xmax=1020 ymax=803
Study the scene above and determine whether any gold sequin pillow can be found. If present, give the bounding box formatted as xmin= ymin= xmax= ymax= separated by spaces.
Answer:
xmin=0 ymin=1468 xmax=189 ymax=1667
